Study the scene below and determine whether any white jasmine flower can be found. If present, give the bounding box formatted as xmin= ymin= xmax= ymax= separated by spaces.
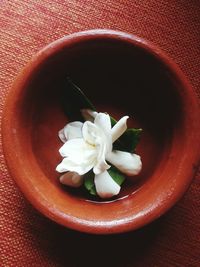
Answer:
xmin=56 ymin=109 xmax=142 ymax=198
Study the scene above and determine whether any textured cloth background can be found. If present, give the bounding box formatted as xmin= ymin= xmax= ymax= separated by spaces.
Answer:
xmin=0 ymin=1 xmax=200 ymax=266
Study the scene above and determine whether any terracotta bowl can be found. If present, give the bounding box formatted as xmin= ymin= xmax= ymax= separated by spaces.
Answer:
xmin=2 ymin=29 xmax=200 ymax=234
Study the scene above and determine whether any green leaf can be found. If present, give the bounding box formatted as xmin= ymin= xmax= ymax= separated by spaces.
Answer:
xmin=110 ymin=116 xmax=117 ymax=127
xmin=110 ymin=117 xmax=142 ymax=152
xmin=61 ymin=77 xmax=96 ymax=122
xmin=108 ymin=166 xmax=125 ymax=186
xmin=84 ymin=171 xmax=97 ymax=196
xmin=113 ymin=128 xmax=142 ymax=152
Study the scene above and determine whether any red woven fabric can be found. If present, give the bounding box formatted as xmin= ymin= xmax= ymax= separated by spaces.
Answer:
xmin=0 ymin=1 xmax=200 ymax=266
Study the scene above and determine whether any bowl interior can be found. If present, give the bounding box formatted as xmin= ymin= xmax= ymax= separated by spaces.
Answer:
xmin=28 ymin=37 xmax=181 ymax=194
xmin=5 ymin=33 xmax=194 ymax=233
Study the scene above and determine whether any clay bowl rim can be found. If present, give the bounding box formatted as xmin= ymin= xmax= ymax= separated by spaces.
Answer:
xmin=2 ymin=29 xmax=200 ymax=234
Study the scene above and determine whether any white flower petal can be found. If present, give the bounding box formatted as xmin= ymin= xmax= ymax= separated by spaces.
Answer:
xmin=94 ymin=112 xmax=111 ymax=137
xmin=93 ymin=154 xmax=110 ymax=175
xmin=59 ymin=172 xmax=83 ymax=187
xmin=58 ymin=128 xmax=67 ymax=143
xmin=94 ymin=171 xmax=121 ymax=198
xmin=82 ymin=115 xmax=112 ymax=175
xmin=111 ymin=116 xmax=129 ymax=142
xmin=57 ymin=138 xmax=97 ymax=175
xmin=59 ymin=138 xmax=92 ymax=158
xmin=56 ymin=156 xmax=95 ymax=175
xmin=106 ymin=150 xmax=142 ymax=176
xmin=81 ymin=109 xmax=98 ymax=122
xmin=94 ymin=112 xmax=112 ymax=153
xmin=82 ymin=121 xmax=101 ymax=146
xmin=93 ymin=139 xmax=110 ymax=175
xmin=59 ymin=121 xmax=83 ymax=143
